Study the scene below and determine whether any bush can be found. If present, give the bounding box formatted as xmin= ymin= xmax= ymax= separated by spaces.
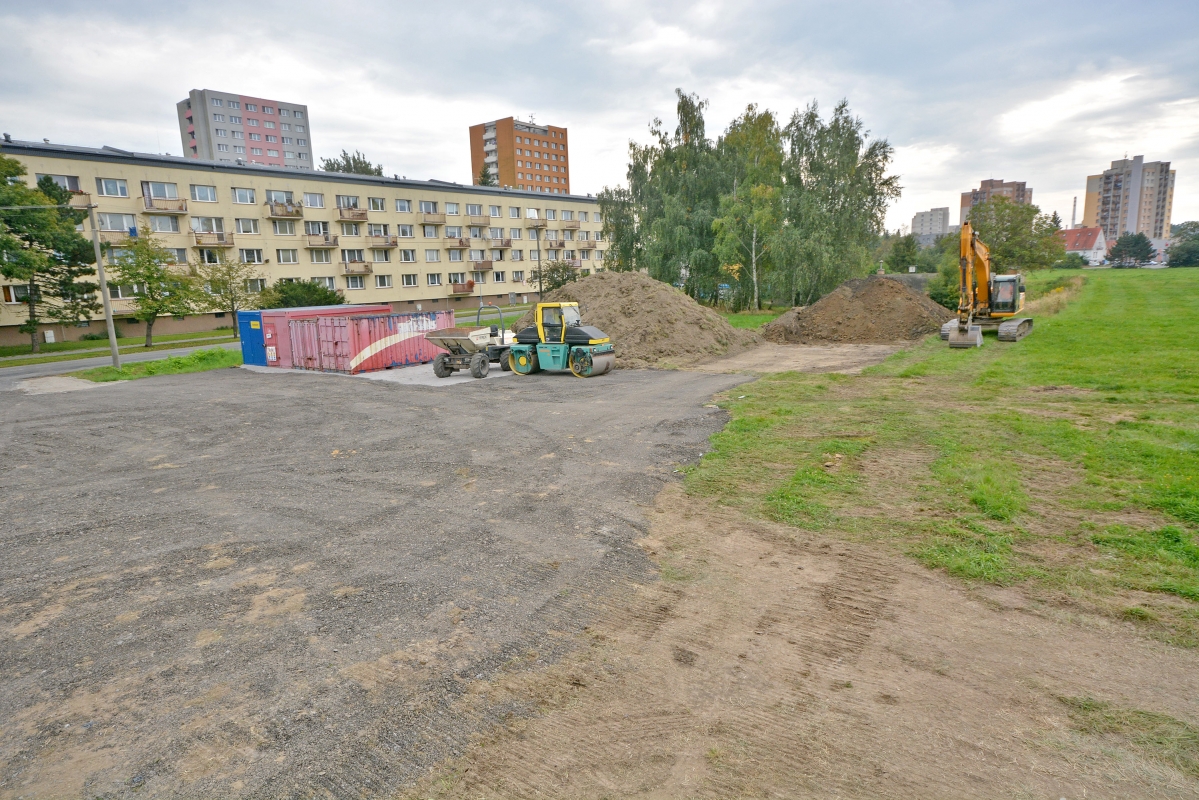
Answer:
xmin=1052 ymin=253 xmax=1089 ymax=269
xmin=79 ymin=326 xmax=123 ymax=341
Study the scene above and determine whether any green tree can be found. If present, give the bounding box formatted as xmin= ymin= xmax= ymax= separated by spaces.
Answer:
xmin=258 ymin=280 xmax=345 ymax=309
xmin=1167 ymin=222 xmax=1199 ymax=267
xmin=320 ymin=149 xmax=383 ymax=176
xmin=713 ymin=183 xmax=781 ymax=309
xmin=529 ymin=260 xmax=578 ymax=293
xmin=1108 ymin=232 xmax=1155 ymax=267
xmin=885 ymin=233 xmax=921 ymax=273
xmin=0 ymin=156 xmax=100 ymax=351
xmin=1052 ymin=252 xmax=1089 ymax=269
xmin=965 ymin=196 xmax=1064 ymax=271
xmin=477 ymin=163 xmax=498 ymax=186
xmin=108 ymin=228 xmax=202 ymax=347
xmin=194 ymin=251 xmax=263 ymax=338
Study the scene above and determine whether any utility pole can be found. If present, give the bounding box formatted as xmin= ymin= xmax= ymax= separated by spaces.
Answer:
xmin=1071 ymin=196 xmax=1077 ymax=229
xmin=86 ymin=204 xmax=121 ymax=368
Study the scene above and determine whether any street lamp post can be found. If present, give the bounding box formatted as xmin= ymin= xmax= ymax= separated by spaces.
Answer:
xmin=86 ymin=204 xmax=121 ymax=368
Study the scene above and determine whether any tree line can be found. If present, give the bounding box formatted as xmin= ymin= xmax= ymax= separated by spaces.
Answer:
xmin=596 ymin=90 xmax=900 ymax=309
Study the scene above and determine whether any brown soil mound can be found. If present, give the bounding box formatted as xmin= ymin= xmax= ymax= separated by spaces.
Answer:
xmin=513 ymin=272 xmax=759 ymax=368
xmin=762 ymin=276 xmax=953 ymax=344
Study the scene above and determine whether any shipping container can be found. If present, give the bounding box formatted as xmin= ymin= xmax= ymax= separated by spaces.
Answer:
xmin=288 ymin=311 xmax=455 ymax=373
xmin=257 ymin=304 xmax=393 ymax=369
xmin=238 ymin=311 xmax=267 ymax=366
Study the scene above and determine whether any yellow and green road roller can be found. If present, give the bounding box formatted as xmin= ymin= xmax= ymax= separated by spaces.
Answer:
xmin=508 ymin=302 xmax=615 ymax=378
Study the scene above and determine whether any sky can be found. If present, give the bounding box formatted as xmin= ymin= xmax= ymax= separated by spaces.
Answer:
xmin=2 ymin=0 xmax=1197 ymax=231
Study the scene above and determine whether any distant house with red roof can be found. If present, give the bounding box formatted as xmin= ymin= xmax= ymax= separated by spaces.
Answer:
xmin=1057 ymin=227 xmax=1107 ymax=265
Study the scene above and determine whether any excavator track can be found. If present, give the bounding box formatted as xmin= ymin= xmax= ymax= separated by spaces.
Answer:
xmin=997 ymin=317 xmax=1033 ymax=342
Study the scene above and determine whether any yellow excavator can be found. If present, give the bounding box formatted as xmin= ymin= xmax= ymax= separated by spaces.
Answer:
xmin=941 ymin=221 xmax=1034 ymax=348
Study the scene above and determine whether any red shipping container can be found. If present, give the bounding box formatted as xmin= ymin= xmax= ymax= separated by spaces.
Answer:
xmin=288 ymin=311 xmax=456 ymax=374
xmin=260 ymin=304 xmax=392 ymax=369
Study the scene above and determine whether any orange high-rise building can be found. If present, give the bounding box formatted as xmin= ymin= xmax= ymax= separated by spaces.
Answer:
xmin=469 ymin=118 xmax=571 ymax=195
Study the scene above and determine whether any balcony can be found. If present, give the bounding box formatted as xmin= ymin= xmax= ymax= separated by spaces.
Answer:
xmin=449 ymin=282 xmax=475 ymax=295
xmin=490 ymin=238 xmax=512 ymax=248
xmin=192 ymin=231 xmax=235 ymax=246
xmin=98 ymin=230 xmax=132 ymax=244
xmin=527 ymin=218 xmax=547 ymax=228
xmin=445 ymin=237 xmax=470 ymax=248
xmin=470 ymin=260 xmax=493 ymax=271
xmin=142 ymin=197 xmax=188 ymax=214
xmin=338 ymin=207 xmax=368 ymax=221
xmin=577 ymin=239 xmax=597 ymax=249
xmin=420 ymin=212 xmax=446 ymax=224
xmin=566 ymin=259 xmax=582 ymax=268
xmin=561 ymin=220 xmax=580 ymax=229
xmin=342 ymin=260 xmax=373 ymax=274
xmin=267 ymin=201 xmax=304 ymax=218
xmin=467 ymin=215 xmax=490 ymax=226
xmin=365 ymin=234 xmax=398 ymax=248
xmin=305 ymin=234 xmax=339 ymax=248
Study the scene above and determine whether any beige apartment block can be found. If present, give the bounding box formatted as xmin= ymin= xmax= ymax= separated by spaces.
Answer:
xmin=0 ymin=140 xmax=606 ymax=345
xmin=469 ymin=118 xmax=571 ymax=194
xmin=1082 ymin=156 xmax=1175 ymax=241
xmin=960 ymin=179 xmax=1033 ymax=225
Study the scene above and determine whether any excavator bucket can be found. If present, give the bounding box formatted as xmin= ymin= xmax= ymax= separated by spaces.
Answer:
xmin=948 ymin=323 xmax=983 ymax=348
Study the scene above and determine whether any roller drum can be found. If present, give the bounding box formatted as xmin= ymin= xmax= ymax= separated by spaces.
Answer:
xmin=569 ymin=347 xmax=615 ymax=378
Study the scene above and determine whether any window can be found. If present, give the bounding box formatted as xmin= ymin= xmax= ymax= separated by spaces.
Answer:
xmin=493 ymin=271 xmax=505 ymax=282
xmin=229 ymin=100 xmax=241 ymax=109
xmin=281 ymin=124 xmax=291 ymax=132
xmin=578 ymin=230 xmax=589 ymax=241
xmin=213 ymin=113 xmax=225 ymax=122
xmin=249 ymin=133 xmax=261 ymax=141
xmin=490 ymin=205 xmax=501 ymax=217
xmin=36 ymin=174 xmax=81 ymax=192
xmin=526 ymin=208 xmax=539 ymax=218
xmin=402 ymin=273 xmax=418 ymax=286
xmin=422 ymin=225 xmax=437 ymax=238
xmin=233 ymin=187 xmax=256 ymax=204
xmin=346 ymin=275 xmax=364 ymax=290
xmin=264 ymin=121 xmax=275 ymax=128
xmin=510 ymin=228 xmax=522 ymax=239
xmin=215 ymin=129 xmax=228 ymax=138
xmin=425 ymin=250 xmax=441 ymax=262
xmin=229 ymin=116 xmax=242 ymax=125
xmin=311 ymin=249 xmax=332 ymax=263
xmin=96 ymin=178 xmax=128 ymax=197
xmin=304 ymin=220 xmax=328 ymax=235
xmin=142 ymin=181 xmax=178 ymax=199
xmin=372 ymin=249 xmax=390 ymax=262
xmin=148 ymin=215 xmax=179 ymax=233
xmin=273 ymin=220 xmax=296 ymax=235
xmin=446 ymin=226 xmax=462 ymax=238
xmin=217 ymin=144 xmax=229 ymax=152
xmin=297 ymin=139 xmax=307 ymax=146
xmin=396 ymin=199 xmax=411 ymax=212
xmin=341 ymin=222 xmax=360 ymax=236
xmin=2 ymin=284 xmax=30 ymax=304
xmin=312 ymin=276 xmax=335 ymax=289
xmin=469 ymin=227 xmax=484 ymax=238
xmin=562 ymin=210 xmax=573 ymax=220
xmin=191 ymin=217 xmax=224 ymax=233
xmin=449 ymin=272 xmax=466 ymax=283
xmin=513 ymin=270 xmax=525 ymax=281
xmin=239 ymin=249 xmax=263 ymax=264
xmin=234 ymin=145 xmax=246 ymax=153
xmin=298 ymin=153 xmax=309 ymax=161
xmin=427 ymin=273 xmax=442 ymax=285
xmin=595 ymin=214 xmax=603 ymax=224
xmin=251 ymin=148 xmax=263 ymax=155
xmin=336 ymin=195 xmax=359 ymax=209
xmin=490 ymin=249 xmax=504 ymax=261
xmin=277 ymin=249 xmax=299 ymax=264
xmin=375 ymin=274 xmax=392 ymax=288
xmin=212 ymin=98 xmax=223 ymax=107
xmin=367 ymin=223 xmax=388 ymax=237
xmin=469 ymin=249 xmax=486 ymax=261
xmin=97 ymin=212 xmax=135 ymax=231
xmin=490 ymin=227 xmax=504 ymax=239
xmin=236 ymin=218 xmax=259 ymax=234
xmin=397 ymin=224 xmax=414 ymax=238
xmin=510 ymin=207 xmax=520 ymax=218
xmin=342 ymin=249 xmax=365 ymax=263
xmin=546 ymin=209 xmax=556 ymax=220
xmin=294 ymin=111 xmax=304 ymax=119
xmin=511 ymin=251 xmax=523 ymax=261
xmin=369 ymin=197 xmax=385 ymax=211
xmin=466 ymin=204 xmax=483 ymax=216
xmin=247 ymin=118 xmax=259 ymax=127
xmin=471 ymin=271 xmax=486 ymax=284
xmin=531 ymin=250 xmax=541 ymax=261
xmin=267 ymin=150 xmax=279 ymax=157
xmin=399 ymin=250 xmax=416 ymax=262
xmin=246 ymin=278 xmax=266 ymax=293
xmin=266 ymin=189 xmax=293 ymax=203
xmin=283 ymin=152 xmax=295 ymax=160
xmin=446 ymin=203 xmax=460 ymax=215
xmin=245 ymin=103 xmax=257 ymax=112
xmin=580 ymin=249 xmax=590 ymax=260
xmin=280 ymin=109 xmax=290 ymax=117
xmin=303 ymin=192 xmax=324 ymax=208
xmin=419 ymin=200 xmax=437 ymax=213
xmin=448 ymin=250 xmax=463 ymax=262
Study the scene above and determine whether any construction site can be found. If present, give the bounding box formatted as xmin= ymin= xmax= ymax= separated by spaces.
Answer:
xmin=3 ymin=260 xmax=1198 ymax=799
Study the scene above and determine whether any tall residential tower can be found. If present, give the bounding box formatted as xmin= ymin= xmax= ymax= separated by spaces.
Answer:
xmin=960 ymin=179 xmax=1033 ymax=225
xmin=469 ymin=118 xmax=571 ymax=194
xmin=177 ymin=89 xmax=313 ymax=169
xmin=1082 ymin=156 xmax=1175 ymax=241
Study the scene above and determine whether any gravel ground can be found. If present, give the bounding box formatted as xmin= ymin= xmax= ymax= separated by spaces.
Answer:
xmin=0 ymin=366 xmax=744 ymax=799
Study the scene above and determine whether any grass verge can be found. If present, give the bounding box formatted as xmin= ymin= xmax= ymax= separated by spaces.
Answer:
xmin=72 ymin=347 xmax=242 ymax=382
xmin=719 ymin=308 xmax=788 ymax=329
xmin=0 ymin=336 xmax=238 ymax=368
xmin=1060 ymin=695 xmax=1199 ymax=777
xmin=687 ymin=268 xmax=1199 ymax=644
xmin=0 ymin=329 xmax=237 ymax=359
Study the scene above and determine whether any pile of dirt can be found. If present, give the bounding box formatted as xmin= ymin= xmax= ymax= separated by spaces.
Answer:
xmin=513 ymin=272 xmax=759 ymax=368
xmin=762 ymin=276 xmax=953 ymax=344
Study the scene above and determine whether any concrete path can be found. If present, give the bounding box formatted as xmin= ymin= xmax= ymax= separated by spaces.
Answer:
xmin=0 ymin=340 xmax=240 ymax=392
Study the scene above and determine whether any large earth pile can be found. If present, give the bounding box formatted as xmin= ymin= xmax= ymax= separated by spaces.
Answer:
xmin=763 ymin=276 xmax=953 ymax=344
xmin=513 ymin=272 xmax=759 ymax=368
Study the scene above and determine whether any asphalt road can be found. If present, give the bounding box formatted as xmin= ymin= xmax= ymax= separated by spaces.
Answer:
xmin=0 ymin=341 xmax=241 ymax=391
xmin=0 ymin=365 xmax=746 ymax=798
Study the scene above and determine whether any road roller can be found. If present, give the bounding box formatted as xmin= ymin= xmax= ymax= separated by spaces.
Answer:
xmin=508 ymin=302 xmax=615 ymax=378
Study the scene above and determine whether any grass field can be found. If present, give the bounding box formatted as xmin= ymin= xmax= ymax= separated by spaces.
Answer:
xmin=0 ymin=328 xmax=236 ymax=359
xmin=719 ymin=307 xmax=788 ymax=329
xmin=689 ymin=268 xmax=1199 ymax=645
xmin=72 ymin=347 xmax=243 ymax=382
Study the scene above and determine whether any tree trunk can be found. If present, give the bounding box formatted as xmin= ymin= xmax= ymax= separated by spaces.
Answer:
xmin=232 ymin=307 xmax=239 ymax=340
xmin=27 ymin=286 xmax=39 ymax=353
xmin=751 ymin=226 xmax=760 ymax=311
xmin=144 ymin=317 xmax=154 ymax=348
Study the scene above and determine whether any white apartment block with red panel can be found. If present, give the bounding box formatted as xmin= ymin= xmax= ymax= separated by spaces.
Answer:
xmin=176 ymin=89 xmax=313 ymax=169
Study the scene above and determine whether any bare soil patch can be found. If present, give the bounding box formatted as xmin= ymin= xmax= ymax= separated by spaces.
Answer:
xmin=763 ymin=276 xmax=953 ymax=344
xmin=513 ymin=272 xmax=759 ymax=368
xmin=691 ymin=341 xmax=902 ymax=375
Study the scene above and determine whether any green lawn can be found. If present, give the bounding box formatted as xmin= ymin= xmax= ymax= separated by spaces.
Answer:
xmin=0 ymin=328 xmax=236 ymax=359
xmin=719 ymin=308 xmax=788 ymax=329
xmin=688 ymin=269 xmax=1199 ymax=645
xmin=71 ymin=347 xmax=243 ymax=382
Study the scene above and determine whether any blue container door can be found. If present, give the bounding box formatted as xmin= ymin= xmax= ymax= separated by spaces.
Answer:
xmin=238 ymin=311 xmax=267 ymax=366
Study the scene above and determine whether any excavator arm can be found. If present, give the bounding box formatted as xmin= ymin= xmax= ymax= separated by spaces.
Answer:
xmin=948 ymin=221 xmax=990 ymax=348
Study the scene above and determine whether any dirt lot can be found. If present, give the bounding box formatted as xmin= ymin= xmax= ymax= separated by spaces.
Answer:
xmin=0 ymin=366 xmax=744 ymax=799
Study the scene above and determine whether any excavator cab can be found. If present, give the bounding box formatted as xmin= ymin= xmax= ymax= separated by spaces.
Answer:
xmin=989 ymin=275 xmax=1024 ymax=315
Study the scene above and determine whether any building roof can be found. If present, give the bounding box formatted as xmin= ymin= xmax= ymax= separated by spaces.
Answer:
xmin=0 ymin=138 xmax=597 ymax=203
xmin=1058 ymin=227 xmax=1104 ymax=251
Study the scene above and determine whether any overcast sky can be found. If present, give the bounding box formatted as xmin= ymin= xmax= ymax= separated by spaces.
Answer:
xmin=2 ymin=0 xmax=1196 ymax=230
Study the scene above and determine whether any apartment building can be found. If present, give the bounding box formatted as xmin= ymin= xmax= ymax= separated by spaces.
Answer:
xmin=960 ymin=179 xmax=1033 ymax=225
xmin=177 ymin=89 xmax=313 ymax=169
xmin=0 ymin=139 xmax=606 ymax=345
xmin=1082 ymin=156 xmax=1175 ymax=241
xmin=469 ymin=118 xmax=570 ymax=194
xmin=911 ymin=207 xmax=951 ymax=247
